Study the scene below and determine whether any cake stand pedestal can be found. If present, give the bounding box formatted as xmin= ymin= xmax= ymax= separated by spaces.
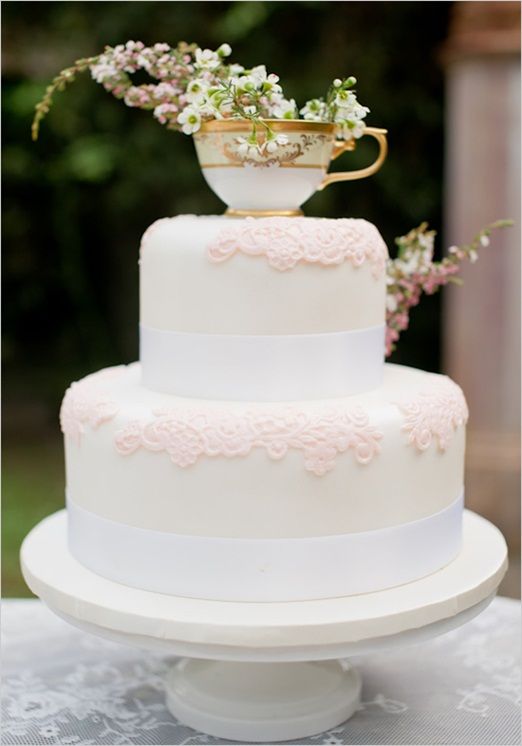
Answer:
xmin=21 ymin=510 xmax=507 ymax=743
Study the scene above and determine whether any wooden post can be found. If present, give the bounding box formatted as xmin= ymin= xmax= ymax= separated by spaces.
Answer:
xmin=442 ymin=1 xmax=520 ymax=594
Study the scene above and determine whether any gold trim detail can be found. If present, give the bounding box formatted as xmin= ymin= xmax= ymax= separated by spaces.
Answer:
xmin=317 ymin=127 xmax=388 ymax=189
xmin=225 ymin=207 xmax=304 ymax=218
xmin=198 ymin=119 xmax=336 ymax=134
xmin=200 ymin=162 xmax=325 ymax=169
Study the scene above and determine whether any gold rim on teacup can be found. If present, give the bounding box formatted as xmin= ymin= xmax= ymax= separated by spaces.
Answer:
xmin=199 ymin=119 xmax=337 ymax=134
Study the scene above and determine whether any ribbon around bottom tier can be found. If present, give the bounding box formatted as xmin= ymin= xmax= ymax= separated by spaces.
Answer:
xmin=67 ymin=492 xmax=464 ymax=602
xmin=140 ymin=323 xmax=385 ymax=400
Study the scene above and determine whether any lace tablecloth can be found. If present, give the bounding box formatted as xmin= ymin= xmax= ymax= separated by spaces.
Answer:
xmin=2 ymin=597 xmax=520 ymax=746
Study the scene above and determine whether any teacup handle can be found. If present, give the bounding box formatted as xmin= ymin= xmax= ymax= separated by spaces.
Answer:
xmin=317 ymin=127 xmax=388 ymax=190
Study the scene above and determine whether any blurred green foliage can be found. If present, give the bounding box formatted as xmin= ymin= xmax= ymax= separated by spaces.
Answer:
xmin=3 ymin=439 xmax=65 ymax=597
xmin=3 ymin=1 xmax=450 ymax=595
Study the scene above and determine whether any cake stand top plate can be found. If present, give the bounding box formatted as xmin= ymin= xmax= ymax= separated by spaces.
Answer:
xmin=21 ymin=510 xmax=507 ymax=660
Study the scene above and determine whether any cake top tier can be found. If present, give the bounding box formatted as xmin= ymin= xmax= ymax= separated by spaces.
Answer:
xmin=140 ymin=214 xmax=388 ymax=336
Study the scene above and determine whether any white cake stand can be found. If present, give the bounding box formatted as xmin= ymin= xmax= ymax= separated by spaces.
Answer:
xmin=21 ymin=509 xmax=507 ymax=743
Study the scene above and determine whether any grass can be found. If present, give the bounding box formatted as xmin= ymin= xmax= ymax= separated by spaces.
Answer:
xmin=2 ymin=435 xmax=65 ymax=597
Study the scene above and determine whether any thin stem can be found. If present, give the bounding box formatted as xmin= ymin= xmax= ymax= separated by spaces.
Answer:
xmin=32 ymin=56 xmax=100 ymax=141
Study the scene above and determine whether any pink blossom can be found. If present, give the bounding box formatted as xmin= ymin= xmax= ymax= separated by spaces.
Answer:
xmin=384 ymin=221 xmax=506 ymax=356
xmin=394 ymin=313 xmax=409 ymax=331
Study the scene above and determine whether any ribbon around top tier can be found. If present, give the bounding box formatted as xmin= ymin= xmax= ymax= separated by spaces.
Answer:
xmin=67 ymin=492 xmax=464 ymax=602
xmin=140 ymin=324 xmax=385 ymax=400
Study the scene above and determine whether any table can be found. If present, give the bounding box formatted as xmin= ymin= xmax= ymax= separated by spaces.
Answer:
xmin=2 ymin=597 xmax=520 ymax=745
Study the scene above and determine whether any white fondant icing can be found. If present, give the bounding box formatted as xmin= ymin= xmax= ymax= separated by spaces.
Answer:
xmin=139 ymin=215 xmax=387 ymax=335
xmin=63 ymin=363 xmax=466 ymax=539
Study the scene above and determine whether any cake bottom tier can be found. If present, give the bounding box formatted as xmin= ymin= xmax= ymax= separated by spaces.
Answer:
xmin=61 ymin=362 xmax=467 ymax=601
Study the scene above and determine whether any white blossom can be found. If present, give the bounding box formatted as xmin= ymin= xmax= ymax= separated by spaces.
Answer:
xmin=395 ymin=254 xmax=422 ymax=274
xmin=335 ymin=103 xmax=370 ymax=124
xmin=236 ymin=137 xmax=250 ymax=157
xmin=234 ymin=74 xmax=256 ymax=90
xmin=250 ymin=65 xmax=268 ymax=85
xmin=300 ymin=99 xmax=327 ymax=121
xmin=177 ymin=105 xmax=202 ymax=134
xmin=217 ymin=43 xmax=232 ymax=57
xmin=186 ymin=78 xmax=209 ymax=103
xmin=335 ymin=90 xmax=357 ymax=108
xmin=228 ymin=63 xmax=245 ymax=76
xmin=339 ymin=120 xmax=366 ymax=140
xmin=194 ymin=48 xmax=221 ymax=71
xmin=264 ymin=132 xmax=289 ymax=154
xmin=261 ymin=73 xmax=282 ymax=95
xmin=236 ymin=135 xmax=259 ymax=158
xmin=353 ymin=103 xmax=370 ymax=119
xmin=270 ymin=96 xmax=296 ymax=119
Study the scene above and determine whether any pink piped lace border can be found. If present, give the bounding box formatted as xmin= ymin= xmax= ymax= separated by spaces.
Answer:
xmin=207 ymin=217 xmax=388 ymax=275
xmin=60 ymin=366 xmax=468 ymax=471
xmin=397 ymin=377 xmax=469 ymax=452
xmin=114 ymin=405 xmax=383 ymax=476
xmin=60 ymin=367 xmax=123 ymax=445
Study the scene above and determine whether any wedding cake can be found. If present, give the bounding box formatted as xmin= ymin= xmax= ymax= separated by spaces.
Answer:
xmin=60 ymin=214 xmax=468 ymax=603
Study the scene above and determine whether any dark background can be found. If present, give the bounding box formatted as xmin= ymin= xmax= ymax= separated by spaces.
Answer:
xmin=3 ymin=1 xmax=451 ymax=594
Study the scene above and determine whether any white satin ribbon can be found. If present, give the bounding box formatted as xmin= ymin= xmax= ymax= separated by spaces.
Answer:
xmin=140 ymin=324 xmax=385 ymax=401
xmin=67 ymin=492 xmax=463 ymax=602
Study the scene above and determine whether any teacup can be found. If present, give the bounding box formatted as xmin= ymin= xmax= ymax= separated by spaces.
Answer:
xmin=193 ymin=119 xmax=387 ymax=216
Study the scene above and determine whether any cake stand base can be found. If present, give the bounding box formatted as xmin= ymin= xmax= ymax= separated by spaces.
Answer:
xmin=165 ymin=659 xmax=360 ymax=742
xmin=21 ymin=510 xmax=507 ymax=743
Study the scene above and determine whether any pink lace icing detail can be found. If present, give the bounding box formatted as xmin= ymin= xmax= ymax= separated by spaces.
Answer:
xmin=207 ymin=217 xmax=387 ymax=276
xmin=114 ymin=405 xmax=383 ymax=475
xmin=397 ymin=377 xmax=469 ymax=452
xmin=60 ymin=367 xmax=123 ymax=445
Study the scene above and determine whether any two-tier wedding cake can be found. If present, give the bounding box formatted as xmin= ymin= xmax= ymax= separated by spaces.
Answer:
xmin=60 ymin=214 xmax=468 ymax=602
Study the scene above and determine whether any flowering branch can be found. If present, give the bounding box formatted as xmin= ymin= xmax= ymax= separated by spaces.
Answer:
xmin=300 ymin=76 xmax=369 ymax=139
xmin=32 ymin=40 xmax=368 ymax=151
xmin=385 ymin=219 xmax=513 ymax=356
